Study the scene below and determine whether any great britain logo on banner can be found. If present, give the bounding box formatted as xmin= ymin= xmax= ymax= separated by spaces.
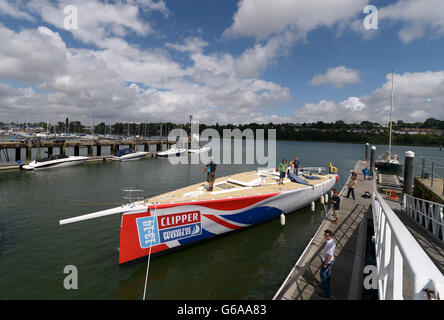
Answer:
xmin=136 ymin=211 xmax=202 ymax=248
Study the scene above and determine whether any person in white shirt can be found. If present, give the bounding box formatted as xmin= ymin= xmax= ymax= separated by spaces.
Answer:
xmin=319 ymin=229 xmax=335 ymax=298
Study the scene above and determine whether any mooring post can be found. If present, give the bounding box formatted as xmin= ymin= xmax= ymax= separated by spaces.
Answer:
xmin=26 ymin=140 xmax=32 ymax=161
xmin=403 ymin=151 xmax=415 ymax=196
xmin=370 ymin=146 xmax=376 ymax=179
xmin=421 ymin=158 xmax=426 ymax=179
xmin=15 ymin=147 xmax=21 ymax=162
xmin=96 ymin=145 xmax=101 ymax=156
xmin=36 ymin=138 xmax=41 ymax=161
xmin=60 ymin=145 xmax=66 ymax=156
xmin=74 ymin=146 xmax=80 ymax=156
xmin=47 ymin=146 xmax=53 ymax=156
xmin=87 ymin=145 xmax=93 ymax=157
xmin=365 ymin=142 xmax=369 ymax=162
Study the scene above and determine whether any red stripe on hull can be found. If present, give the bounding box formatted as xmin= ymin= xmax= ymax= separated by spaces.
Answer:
xmin=202 ymin=214 xmax=243 ymax=230
xmin=118 ymin=193 xmax=279 ymax=264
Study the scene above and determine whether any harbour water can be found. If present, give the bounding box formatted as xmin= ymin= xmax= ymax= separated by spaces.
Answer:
xmin=0 ymin=140 xmax=441 ymax=299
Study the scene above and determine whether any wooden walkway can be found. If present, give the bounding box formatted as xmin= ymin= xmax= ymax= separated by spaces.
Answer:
xmin=274 ymin=160 xmax=372 ymax=300
xmin=415 ymin=177 xmax=444 ymax=204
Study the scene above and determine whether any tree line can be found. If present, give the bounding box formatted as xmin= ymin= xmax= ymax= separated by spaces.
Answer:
xmin=3 ymin=117 xmax=443 ymax=146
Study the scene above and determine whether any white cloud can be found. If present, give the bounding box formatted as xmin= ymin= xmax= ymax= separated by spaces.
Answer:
xmin=224 ymin=0 xmax=369 ymax=39
xmin=295 ymin=71 xmax=444 ymax=123
xmin=26 ymin=0 xmax=159 ymax=47
xmin=379 ymin=0 xmax=444 ymax=44
xmin=0 ymin=22 xmax=291 ymax=125
xmin=310 ymin=66 xmax=361 ymax=88
xmin=0 ymin=0 xmax=34 ymax=20
xmin=165 ymin=37 xmax=208 ymax=53
xmin=0 ymin=24 xmax=68 ymax=83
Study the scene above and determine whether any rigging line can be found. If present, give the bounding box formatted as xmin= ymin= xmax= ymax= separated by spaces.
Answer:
xmin=142 ymin=203 xmax=156 ymax=301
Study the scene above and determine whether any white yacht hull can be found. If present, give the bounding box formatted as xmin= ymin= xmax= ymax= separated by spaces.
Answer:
xmin=112 ymin=152 xmax=149 ymax=161
xmin=22 ymin=156 xmax=88 ymax=170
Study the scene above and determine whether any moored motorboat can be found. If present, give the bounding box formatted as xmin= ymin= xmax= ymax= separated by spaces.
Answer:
xmin=22 ymin=155 xmax=88 ymax=170
xmin=188 ymin=146 xmax=211 ymax=153
xmin=59 ymin=167 xmax=339 ymax=264
xmin=112 ymin=148 xmax=149 ymax=161
xmin=156 ymin=144 xmax=187 ymax=157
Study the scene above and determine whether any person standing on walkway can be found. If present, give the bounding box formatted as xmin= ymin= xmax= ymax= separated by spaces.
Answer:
xmin=319 ymin=229 xmax=336 ymax=298
xmin=331 ymin=188 xmax=340 ymax=224
xmin=278 ymin=159 xmax=287 ymax=185
xmin=346 ymin=172 xmax=357 ymax=200
xmin=203 ymin=157 xmax=217 ymax=192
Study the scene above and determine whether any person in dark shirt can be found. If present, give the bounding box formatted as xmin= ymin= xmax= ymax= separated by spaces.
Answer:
xmin=203 ymin=157 xmax=217 ymax=191
xmin=331 ymin=188 xmax=340 ymax=224
xmin=293 ymin=156 xmax=301 ymax=176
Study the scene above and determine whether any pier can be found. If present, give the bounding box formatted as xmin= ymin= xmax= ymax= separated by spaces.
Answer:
xmin=274 ymin=147 xmax=444 ymax=300
xmin=0 ymin=139 xmax=175 ymax=170
xmin=273 ymin=160 xmax=372 ymax=300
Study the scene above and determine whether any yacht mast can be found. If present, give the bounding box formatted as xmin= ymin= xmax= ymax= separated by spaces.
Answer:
xmin=388 ymin=70 xmax=394 ymax=159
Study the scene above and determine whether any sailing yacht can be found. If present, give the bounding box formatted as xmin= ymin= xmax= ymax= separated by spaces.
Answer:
xmin=375 ymin=71 xmax=403 ymax=173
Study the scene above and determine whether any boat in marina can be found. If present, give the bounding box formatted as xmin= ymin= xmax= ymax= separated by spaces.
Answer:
xmin=156 ymin=143 xmax=188 ymax=157
xmin=22 ymin=155 xmax=88 ymax=170
xmin=188 ymin=133 xmax=211 ymax=153
xmin=59 ymin=167 xmax=339 ymax=264
xmin=376 ymin=71 xmax=403 ymax=173
xmin=112 ymin=148 xmax=149 ymax=161
xmin=188 ymin=145 xmax=211 ymax=153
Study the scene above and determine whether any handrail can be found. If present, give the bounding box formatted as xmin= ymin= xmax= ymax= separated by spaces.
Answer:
xmin=418 ymin=156 xmax=444 ymax=195
xmin=371 ymin=190 xmax=444 ymax=299
xmin=403 ymin=194 xmax=444 ymax=243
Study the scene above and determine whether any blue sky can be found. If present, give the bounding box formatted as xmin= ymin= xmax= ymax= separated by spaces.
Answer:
xmin=0 ymin=0 xmax=443 ymax=124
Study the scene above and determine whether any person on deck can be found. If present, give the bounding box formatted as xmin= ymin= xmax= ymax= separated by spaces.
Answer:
xmin=319 ymin=229 xmax=336 ymax=298
xmin=362 ymin=167 xmax=370 ymax=180
xmin=293 ymin=156 xmax=301 ymax=176
xmin=331 ymin=188 xmax=340 ymax=224
xmin=278 ymin=159 xmax=287 ymax=185
xmin=203 ymin=157 xmax=217 ymax=192
xmin=346 ymin=172 xmax=357 ymax=200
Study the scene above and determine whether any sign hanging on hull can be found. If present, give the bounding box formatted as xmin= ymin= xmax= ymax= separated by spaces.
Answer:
xmin=136 ymin=211 xmax=202 ymax=248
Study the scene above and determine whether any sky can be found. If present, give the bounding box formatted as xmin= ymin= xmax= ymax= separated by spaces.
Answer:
xmin=0 ymin=0 xmax=443 ymax=125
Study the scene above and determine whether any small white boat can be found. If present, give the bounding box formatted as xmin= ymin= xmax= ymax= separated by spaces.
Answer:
xmin=22 ymin=155 xmax=88 ymax=170
xmin=188 ymin=146 xmax=211 ymax=153
xmin=112 ymin=148 xmax=149 ymax=161
xmin=156 ymin=144 xmax=187 ymax=157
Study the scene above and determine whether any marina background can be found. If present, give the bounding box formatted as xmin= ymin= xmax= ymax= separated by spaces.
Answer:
xmin=0 ymin=140 xmax=442 ymax=299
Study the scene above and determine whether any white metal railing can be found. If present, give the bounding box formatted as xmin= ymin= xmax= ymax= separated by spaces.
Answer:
xmin=418 ymin=156 xmax=444 ymax=195
xmin=403 ymin=194 xmax=444 ymax=243
xmin=372 ymin=190 xmax=444 ymax=300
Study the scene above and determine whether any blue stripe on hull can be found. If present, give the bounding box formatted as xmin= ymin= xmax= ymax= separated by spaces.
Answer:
xmin=178 ymin=229 xmax=215 ymax=246
xmin=221 ymin=205 xmax=282 ymax=224
xmin=177 ymin=205 xmax=282 ymax=246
